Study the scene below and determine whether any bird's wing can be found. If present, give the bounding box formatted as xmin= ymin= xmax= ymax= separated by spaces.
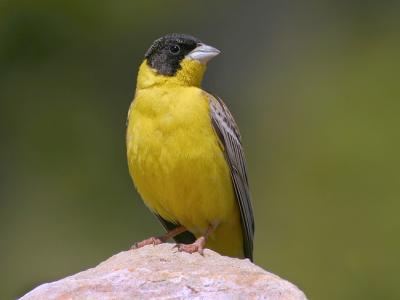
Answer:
xmin=207 ymin=93 xmax=255 ymax=261
xmin=155 ymin=215 xmax=196 ymax=244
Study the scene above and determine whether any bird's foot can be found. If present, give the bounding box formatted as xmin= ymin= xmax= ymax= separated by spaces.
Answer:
xmin=175 ymin=237 xmax=206 ymax=255
xmin=130 ymin=226 xmax=188 ymax=250
xmin=131 ymin=236 xmax=165 ymax=250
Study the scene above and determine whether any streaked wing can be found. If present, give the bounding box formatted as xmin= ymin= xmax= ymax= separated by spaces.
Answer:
xmin=208 ymin=93 xmax=255 ymax=261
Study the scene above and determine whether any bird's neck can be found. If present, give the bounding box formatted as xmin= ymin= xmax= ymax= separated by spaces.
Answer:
xmin=136 ymin=59 xmax=206 ymax=90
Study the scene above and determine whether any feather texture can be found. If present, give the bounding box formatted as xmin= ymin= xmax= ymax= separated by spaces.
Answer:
xmin=208 ymin=93 xmax=255 ymax=261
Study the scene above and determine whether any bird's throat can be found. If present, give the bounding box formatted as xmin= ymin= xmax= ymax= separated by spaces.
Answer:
xmin=136 ymin=59 xmax=206 ymax=90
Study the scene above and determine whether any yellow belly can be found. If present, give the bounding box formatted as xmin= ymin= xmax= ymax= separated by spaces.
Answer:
xmin=126 ymin=86 xmax=243 ymax=257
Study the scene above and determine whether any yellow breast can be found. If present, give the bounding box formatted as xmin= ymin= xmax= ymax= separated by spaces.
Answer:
xmin=127 ymin=85 xmax=235 ymax=230
xmin=126 ymin=61 xmax=244 ymax=258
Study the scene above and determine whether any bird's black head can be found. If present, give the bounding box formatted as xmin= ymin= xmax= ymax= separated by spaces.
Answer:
xmin=145 ymin=33 xmax=201 ymax=76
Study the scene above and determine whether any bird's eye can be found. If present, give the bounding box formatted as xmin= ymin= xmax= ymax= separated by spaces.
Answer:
xmin=169 ymin=45 xmax=181 ymax=55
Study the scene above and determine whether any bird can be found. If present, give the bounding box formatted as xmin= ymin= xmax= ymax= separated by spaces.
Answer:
xmin=126 ymin=33 xmax=254 ymax=261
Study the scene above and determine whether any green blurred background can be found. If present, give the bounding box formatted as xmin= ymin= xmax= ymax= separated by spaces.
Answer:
xmin=1 ymin=1 xmax=399 ymax=299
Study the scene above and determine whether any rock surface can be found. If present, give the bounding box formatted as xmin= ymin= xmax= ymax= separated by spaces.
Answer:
xmin=20 ymin=243 xmax=307 ymax=300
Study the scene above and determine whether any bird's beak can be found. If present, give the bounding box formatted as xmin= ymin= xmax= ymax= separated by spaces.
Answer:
xmin=186 ymin=43 xmax=221 ymax=64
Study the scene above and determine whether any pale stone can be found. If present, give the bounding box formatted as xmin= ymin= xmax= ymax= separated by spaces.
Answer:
xmin=20 ymin=243 xmax=307 ymax=300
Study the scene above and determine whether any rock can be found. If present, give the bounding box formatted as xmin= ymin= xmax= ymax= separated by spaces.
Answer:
xmin=20 ymin=243 xmax=307 ymax=300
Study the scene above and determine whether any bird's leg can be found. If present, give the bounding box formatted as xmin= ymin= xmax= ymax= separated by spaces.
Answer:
xmin=131 ymin=226 xmax=187 ymax=249
xmin=175 ymin=224 xmax=216 ymax=255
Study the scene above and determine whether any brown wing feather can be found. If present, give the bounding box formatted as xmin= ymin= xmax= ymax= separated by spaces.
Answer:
xmin=208 ymin=93 xmax=255 ymax=261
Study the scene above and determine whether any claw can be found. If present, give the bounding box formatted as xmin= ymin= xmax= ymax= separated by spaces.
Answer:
xmin=131 ymin=227 xmax=188 ymax=250
xmin=130 ymin=237 xmax=163 ymax=250
xmin=175 ymin=237 xmax=206 ymax=256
